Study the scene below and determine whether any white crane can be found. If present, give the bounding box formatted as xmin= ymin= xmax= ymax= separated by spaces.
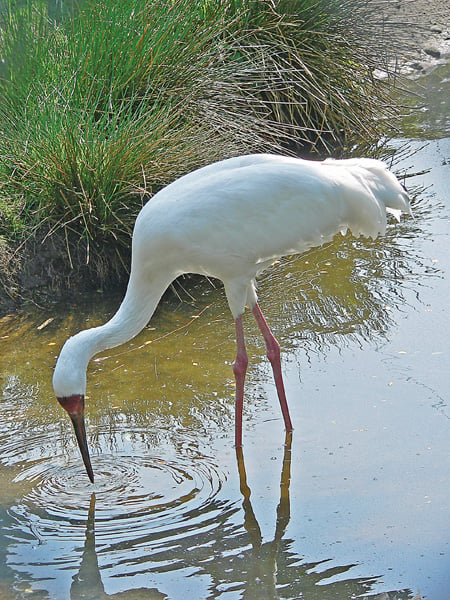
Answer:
xmin=53 ymin=153 xmax=411 ymax=482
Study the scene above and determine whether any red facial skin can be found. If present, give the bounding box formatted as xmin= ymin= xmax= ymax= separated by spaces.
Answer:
xmin=58 ymin=395 xmax=94 ymax=483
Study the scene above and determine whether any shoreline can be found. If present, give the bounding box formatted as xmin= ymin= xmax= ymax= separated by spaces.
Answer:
xmin=382 ymin=0 xmax=450 ymax=75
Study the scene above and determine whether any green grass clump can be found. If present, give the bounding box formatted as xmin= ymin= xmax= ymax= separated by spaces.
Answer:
xmin=0 ymin=0 xmax=404 ymax=298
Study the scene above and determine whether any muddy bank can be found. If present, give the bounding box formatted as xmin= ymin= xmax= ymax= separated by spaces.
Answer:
xmin=0 ymin=231 xmax=129 ymax=315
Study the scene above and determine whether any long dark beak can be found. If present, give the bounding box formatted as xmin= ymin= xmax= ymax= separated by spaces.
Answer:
xmin=58 ymin=395 xmax=95 ymax=483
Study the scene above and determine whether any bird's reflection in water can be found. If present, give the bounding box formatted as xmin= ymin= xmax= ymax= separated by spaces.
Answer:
xmin=71 ymin=437 xmax=293 ymax=600
xmin=71 ymin=494 xmax=167 ymax=600
xmin=235 ymin=431 xmax=292 ymax=599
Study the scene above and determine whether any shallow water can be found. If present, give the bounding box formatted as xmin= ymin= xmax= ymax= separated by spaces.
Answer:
xmin=1 ymin=67 xmax=449 ymax=599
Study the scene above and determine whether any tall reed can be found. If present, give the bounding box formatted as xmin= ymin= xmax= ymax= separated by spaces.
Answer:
xmin=0 ymin=0 xmax=406 ymax=296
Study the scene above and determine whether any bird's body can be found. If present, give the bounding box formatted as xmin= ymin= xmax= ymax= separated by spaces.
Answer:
xmin=131 ymin=153 xmax=407 ymax=316
xmin=53 ymin=153 xmax=411 ymax=482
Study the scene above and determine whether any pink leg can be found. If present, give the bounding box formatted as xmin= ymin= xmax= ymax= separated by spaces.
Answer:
xmin=252 ymin=303 xmax=293 ymax=432
xmin=233 ymin=315 xmax=248 ymax=448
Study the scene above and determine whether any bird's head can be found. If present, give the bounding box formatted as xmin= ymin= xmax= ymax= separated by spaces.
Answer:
xmin=57 ymin=394 xmax=94 ymax=483
xmin=53 ymin=335 xmax=94 ymax=483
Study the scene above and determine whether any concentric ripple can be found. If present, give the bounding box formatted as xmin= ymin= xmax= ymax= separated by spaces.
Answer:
xmin=3 ymin=421 xmax=232 ymax=598
xmin=18 ymin=446 xmax=223 ymax=526
xmin=1 ymin=379 xmax=226 ymax=557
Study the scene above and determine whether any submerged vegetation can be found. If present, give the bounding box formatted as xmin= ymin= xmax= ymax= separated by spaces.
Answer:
xmin=0 ymin=0 xmax=407 ymax=304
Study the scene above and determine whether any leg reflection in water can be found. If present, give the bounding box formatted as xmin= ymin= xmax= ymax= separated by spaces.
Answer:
xmin=71 ymin=494 xmax=167 ymax=600
xmin=235 ymin=431 xmax=292 ymax=599
xmin=67 ymin=433 xmax=400 ymax=597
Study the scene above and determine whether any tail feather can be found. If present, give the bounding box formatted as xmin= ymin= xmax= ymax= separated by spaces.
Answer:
xmin=324 ymin=157 xmax=411 ymax=217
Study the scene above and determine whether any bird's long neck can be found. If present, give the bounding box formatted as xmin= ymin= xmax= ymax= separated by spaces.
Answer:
xmin=62 ymin=271 xmax=172 ymax=372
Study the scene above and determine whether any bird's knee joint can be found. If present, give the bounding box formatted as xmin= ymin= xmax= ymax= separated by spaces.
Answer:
xmin=233 ymin=354 xmax=248 ymax=377
xmin=266 ymin=339 xmax=281 ymax=363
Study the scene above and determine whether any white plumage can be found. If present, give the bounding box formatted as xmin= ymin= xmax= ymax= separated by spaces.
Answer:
xmin=53 ymin=153 xmax=411 ymax=482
